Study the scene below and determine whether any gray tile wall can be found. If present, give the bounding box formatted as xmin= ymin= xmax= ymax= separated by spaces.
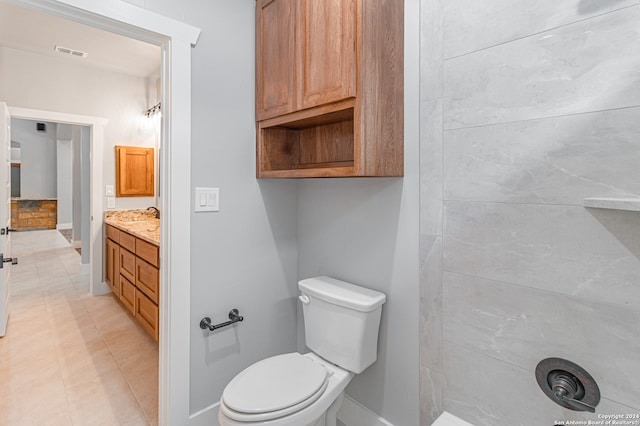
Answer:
xmin=420 ymin=1 xmax=640 ymax=424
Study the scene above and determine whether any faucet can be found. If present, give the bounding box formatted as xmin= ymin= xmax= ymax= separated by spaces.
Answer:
xmin=147 ymin=206 xmax=160 ymax=219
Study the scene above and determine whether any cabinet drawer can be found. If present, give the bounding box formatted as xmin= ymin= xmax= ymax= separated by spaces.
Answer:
xmin=106 ymin=224 xmax=120 ymax=242
xmin=119 ymin=248 xmax=136 ymax=283
xmin=119 ymin=231 xmax=136 ymax=253
xmin=136 ymin=290 xmax=158 ymax=341
xmin=119 ymin=275 xmax=136 ymax=315
xmin=136 ymin=257 xmax=159 ymax=304
xmin=136 ymin=238 xmax=159 ymax=267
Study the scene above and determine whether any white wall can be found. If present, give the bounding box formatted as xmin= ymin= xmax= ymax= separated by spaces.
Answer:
xmin=72 ymin=127 xmax=82 ymax=241
xmin=10 ymin=118 xmax=57 ymax=199
xmin=296 ymin=2 xmax=421 ymax=425
xmin=0 ymin=46 xmax=159 ymax=210
xmin=56 ymin=124 xmax=73 ymax=227
xmin=80 ymin=126 xmax=90 ymax=265
xmin=118 ymin=0 xmax=299 ymax=417
xmin=124 ymin=0 xmax=420 ymax=423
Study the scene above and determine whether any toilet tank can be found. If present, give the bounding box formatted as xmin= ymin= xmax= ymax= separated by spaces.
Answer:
xmin=298 ymin=276 xmax=386 ymax=374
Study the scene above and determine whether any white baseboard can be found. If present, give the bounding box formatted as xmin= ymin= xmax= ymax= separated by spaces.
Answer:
xmin=80 ymin=263 xmax=90 ymax=274
xmin=189 ymin=402 xmax=219 ymax=426
xmin=185 ymin=394 xmax=394 ymax=426
xmin=56 ymin=223 xmax=72 ymax=230
xmin=337 ymin=395 xmax=394 ymax=426
xmin=72 ymin=240 xmax=82 ymax=248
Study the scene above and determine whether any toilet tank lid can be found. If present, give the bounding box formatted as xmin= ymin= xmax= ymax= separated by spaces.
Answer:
xmin=298 ymin=276 xmax=386 ymax=312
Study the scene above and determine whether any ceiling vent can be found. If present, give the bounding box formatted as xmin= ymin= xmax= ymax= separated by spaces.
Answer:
xmin=54 ymin=45 xmax=88 ymax=58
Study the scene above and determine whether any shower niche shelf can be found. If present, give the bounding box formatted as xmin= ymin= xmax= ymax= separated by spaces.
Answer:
xmin=583 ymin=197 xmax=640 ymax=212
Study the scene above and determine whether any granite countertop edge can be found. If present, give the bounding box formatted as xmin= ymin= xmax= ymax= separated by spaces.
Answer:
xmin=104 ymin=210 xmax=160 ymax=246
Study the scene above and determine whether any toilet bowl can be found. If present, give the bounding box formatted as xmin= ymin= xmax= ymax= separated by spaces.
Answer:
xmin=218 ymin=352 xmax=352 ymax=426
xmin=218 ymin=276 xmax=386 ymax=426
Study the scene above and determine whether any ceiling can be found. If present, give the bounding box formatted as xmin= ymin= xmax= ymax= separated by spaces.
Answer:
xmin=0 ymin=1 xmax=161 ymax=78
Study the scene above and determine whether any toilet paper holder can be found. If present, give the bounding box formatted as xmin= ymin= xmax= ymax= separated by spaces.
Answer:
xmin=200 ymin=309 xmax=244 ymax=332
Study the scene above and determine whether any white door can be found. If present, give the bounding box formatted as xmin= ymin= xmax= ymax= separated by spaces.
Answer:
xmin=0 ymin=102 xmax=12 ymax=336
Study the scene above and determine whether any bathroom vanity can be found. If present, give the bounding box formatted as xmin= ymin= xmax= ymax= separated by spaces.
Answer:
xmin=104 ymin=210 xmax=160 ymax=341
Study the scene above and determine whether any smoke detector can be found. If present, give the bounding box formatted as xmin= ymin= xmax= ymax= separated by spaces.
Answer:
xmin=54 ymin=45 xmax=88 ymax=58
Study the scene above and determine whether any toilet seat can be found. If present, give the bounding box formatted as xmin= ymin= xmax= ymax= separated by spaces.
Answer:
xmin=221 ymin=353 xmax=330 ymax=422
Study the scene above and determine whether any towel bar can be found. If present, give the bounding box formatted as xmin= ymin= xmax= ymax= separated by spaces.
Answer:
xmin=200 ymin=309 xmax=244 ymax=332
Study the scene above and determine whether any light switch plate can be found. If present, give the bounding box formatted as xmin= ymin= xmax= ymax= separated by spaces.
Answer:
xmin=105 ymin=185 xmax=114 ymax=196
xmin=195 ymin=187 xmax=220 ymax=212
xmin=107 ymin=197 xmax=115 ymax=209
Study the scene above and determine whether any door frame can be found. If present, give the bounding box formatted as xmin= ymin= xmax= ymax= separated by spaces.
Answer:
xmin=4 ymin=1 xmax=201 ymax=424
xmin=8 ymin=108 xmax=107 ymax=295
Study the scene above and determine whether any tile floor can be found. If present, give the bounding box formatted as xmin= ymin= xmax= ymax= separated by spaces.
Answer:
xmin=0 ymin=230 xmax=158 ymax=425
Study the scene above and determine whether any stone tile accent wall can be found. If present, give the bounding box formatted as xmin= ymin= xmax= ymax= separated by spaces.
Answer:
xmin=11 ymin=200 xmax=57 ymax=231
xmin=420 ymin=1 xmax=640 ymax=424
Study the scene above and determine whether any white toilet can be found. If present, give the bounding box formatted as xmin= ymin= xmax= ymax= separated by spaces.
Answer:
xmin=218 ymin=276 xmax=386 ymax=426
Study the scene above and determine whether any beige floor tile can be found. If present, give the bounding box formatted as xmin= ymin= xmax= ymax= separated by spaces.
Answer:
xmin=0 ymin=354 xmax=63 ymax=402
xmin=56 ymin=339 xmax=121 ymax=387
xmin=65 ymin=371 xmax=146 ymax=425
xmin=15 ymin=374 xmax=72 ymax=426
xmin=122 ymin=416 xmax=151 ymax=426
xmin=2 ymin=230 xmax=159 ymax=425
xmin=103 ymin=327 xmax=155 ymax=363
xmin=8 ymin=303 xmax=48 ymax=323
xmin=0 ymin=394 xmax=32 ymax=426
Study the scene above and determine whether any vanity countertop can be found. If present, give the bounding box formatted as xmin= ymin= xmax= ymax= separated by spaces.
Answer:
xmin=104 ymin=209 xmax=160 ymax=246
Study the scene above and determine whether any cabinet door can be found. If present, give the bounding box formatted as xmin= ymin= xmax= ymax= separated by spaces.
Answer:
xmin=256 ymin=0 xmax=297 ymax=120
xmin=115 ymin=146 xmax=154 ymax=197
xmin=119 ymin=274 xmax=136 ymax=315
xmin=105 ymin=239 xmax=120 ymax=293
xmin=298 ymin=0 xmax=356 ymax=110
xmin=119 ymin=248 xmax=136 ymax=284
xmin=136 ymin=290 xmax=159 ymax=341
xmin=135 ymin=257 xmax=159 ymax=304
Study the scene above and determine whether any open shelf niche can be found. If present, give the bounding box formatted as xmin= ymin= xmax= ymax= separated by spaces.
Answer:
xmin=257 ymin=101 xmax=357 ymax=178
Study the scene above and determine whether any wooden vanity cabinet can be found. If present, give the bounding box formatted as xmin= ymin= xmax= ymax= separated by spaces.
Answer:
xmin=136 ymin=291 xmax=159 ymax=340
xmin=105 ymin=224 xmax=159 ymax=341
xmin=256 ymin=0 xmax=403 ymax=178
xmin=136 ymin=258 xmax=159 ymax=304
xmin=119 ymin=248 xmax=136 ymax=283
xmin=105 ymin=237 xmax=120 ymax=294
xmin=119 ymin=275 xmax=136 ymax=315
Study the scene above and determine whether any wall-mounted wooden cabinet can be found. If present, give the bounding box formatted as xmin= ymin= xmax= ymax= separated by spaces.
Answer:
xmin=256 ymin=0 xmax=403 ymax=178
xmin=115 ymin=146 xmax=154 ymax=196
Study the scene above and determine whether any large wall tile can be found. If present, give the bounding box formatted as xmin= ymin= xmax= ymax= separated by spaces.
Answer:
xmin=420 ymin=234 xmax=443 ymax=424
xmin=443 ymin=343 xmax=639 ymax=426
xmin=443 ymin=272 xmax=640 ymax=409
xmin=420 ymin=0 xmax=443 ymax=101
xmin=444 ymin=7 xmax=640 ymax=129
xmin=443 ymin=201 xmax=640 ymax=309
xmin=444 ymin=108 xmax=640 ymax=204
xmin=420 ymin=99 xmax=443 ymax=235
xmin=444 ymin=0 xmax=637 ymax=58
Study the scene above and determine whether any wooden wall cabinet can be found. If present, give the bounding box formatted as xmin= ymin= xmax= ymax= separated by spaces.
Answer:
xmin=115 ymin=146 xmax=155 ymax=197
xmin=256 ymin=0 xmax=403 ymax=178
xmin=105 ymin=224 xmax=159 ymax=341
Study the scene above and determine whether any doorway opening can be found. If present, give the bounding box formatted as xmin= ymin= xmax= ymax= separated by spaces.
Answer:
xmin=1 ymin=1 xmax=199 ymax=424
